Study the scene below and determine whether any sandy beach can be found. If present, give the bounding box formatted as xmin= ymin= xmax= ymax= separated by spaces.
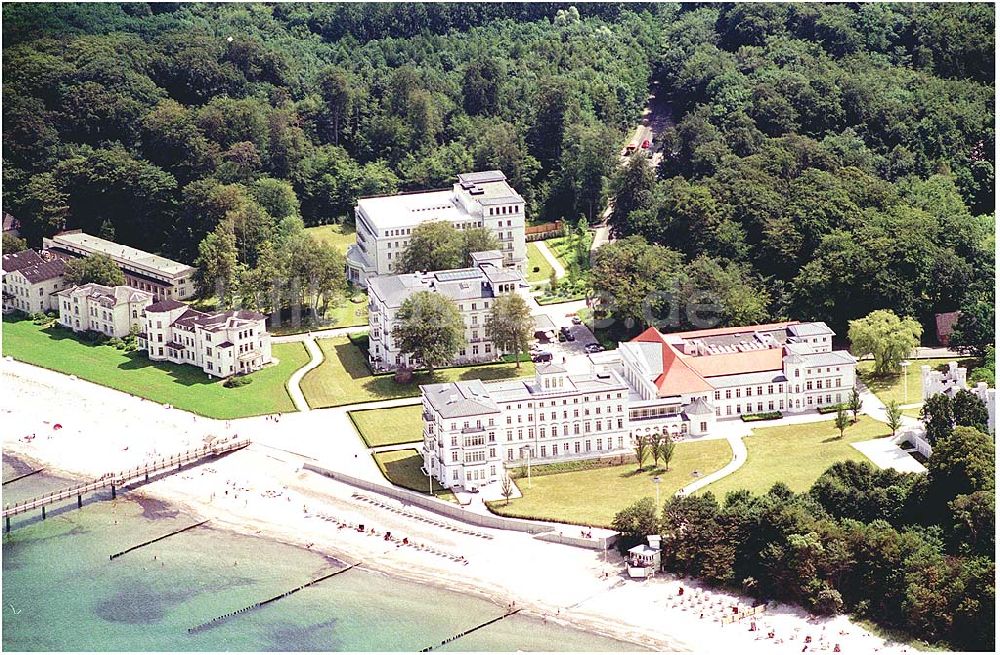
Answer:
xmin=2 ymin=358 xmax=918 ymax=653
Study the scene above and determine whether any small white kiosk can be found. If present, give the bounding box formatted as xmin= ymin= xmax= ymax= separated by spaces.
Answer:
xmin=626 ymin=535 xmax=661 ymax=579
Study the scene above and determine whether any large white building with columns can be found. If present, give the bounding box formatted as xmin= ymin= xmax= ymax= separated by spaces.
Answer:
xmin=421 ymin=320 xmax=858 ymax=491
xmin=346 ymin=171 xmax=527 ymax=286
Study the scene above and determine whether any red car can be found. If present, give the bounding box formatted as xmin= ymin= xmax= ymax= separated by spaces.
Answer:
xmin=641 ymin=139 xmax=651 ymax=149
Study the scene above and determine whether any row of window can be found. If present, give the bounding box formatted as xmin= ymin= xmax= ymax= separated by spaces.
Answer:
xmin=505 ymin=405 xmax=624 ymax=424
xmin=488 ymin=205 xmax=520 ymax=217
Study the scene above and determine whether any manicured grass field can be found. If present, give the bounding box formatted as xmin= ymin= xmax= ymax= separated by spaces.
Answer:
xmin=2 ymin=315 xmax=308 ymax=419
xmin=857 ymin=357 xmax=977 ymax=407
xmin=300 ymin=336 xmax=535 ymax=408
xmin=489 ymin=439 xmax=733 ymax=527
xmin=373 ymin=448 xmax=455 ymax=501
xmin=349 ymin=405 xmax=423 ymax=448
xmin=544 ymin=233 xmax=593 ymax=270
xmin=305 ymin=222 xmax=356 ymax=254
xmin=702 ymin=415 xmax=891 ymax=497
xmin=526 ymin=242 xmax=556 ymax=283
xmin=324 ymin=298 xmax=368 ymax=328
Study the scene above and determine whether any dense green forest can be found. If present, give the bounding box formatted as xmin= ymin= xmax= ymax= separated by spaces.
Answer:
xmin=2 ymin=2 xmax=658 ymax=260
xmin=605 ymin=2 xmax=995 ymax=336
xmin=4 ymin=2 xmax=993 ymax=336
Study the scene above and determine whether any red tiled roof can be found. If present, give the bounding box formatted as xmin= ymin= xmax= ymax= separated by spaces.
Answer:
xmin=632 ymin=328 xmax=713 ymax=395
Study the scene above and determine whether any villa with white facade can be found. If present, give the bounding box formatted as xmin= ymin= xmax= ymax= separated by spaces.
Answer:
xmin=421 ymin=320 xmax=858 ymax=491
xmin=56 ymin=284 xmax=154 ymax=338
xmin=138 ymin=300 xmax=272 ymax=378
xmin=367 ymin=251 xmax=529 ymax=371
xmin=44 ymin=231 xmax=198 ymax=301
xmin=2 ymin=249 xmax=69 ymax=314
xmin=347 ymin=171 xmax=527 ymax=286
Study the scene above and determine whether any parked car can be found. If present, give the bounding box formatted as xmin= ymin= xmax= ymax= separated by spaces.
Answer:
xmin=532 ymin=351 xmax=553 ymax=363
xmin=571 ymin=316 xmax=582 ymax=325
xmin=557 ymin=332 xmax=567 ymax=342
xmin=584 ymin=343 xmax=604 ymax=353
xmin=565 ymin=332 xmax=576 ymax=342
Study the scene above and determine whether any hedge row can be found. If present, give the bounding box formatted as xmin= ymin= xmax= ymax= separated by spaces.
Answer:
xmin=741 ymin=411 xmax=783 ymax=422
xmin=817 ymin=403 xmax=849 ymax=414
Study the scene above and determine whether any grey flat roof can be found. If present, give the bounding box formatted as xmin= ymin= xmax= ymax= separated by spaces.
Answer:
xmin=50 ymin=232 xmax=195 ymax=278
xmin=423 ymin=380 xmax=501 ymax=418
xmin=788 ymin=322 xmax=836 ymax=337
xmin=357 ymin=190 xmax=465 ymax=230
xmin=801 ymin=350 xmax=857 ymax=367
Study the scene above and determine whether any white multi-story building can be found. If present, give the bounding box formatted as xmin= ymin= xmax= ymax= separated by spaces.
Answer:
xmin=1 ymin=249 xmax=69 ymax=314
xmin=922 ymin=361 xmax=996 ymax=433
xmin=347 ymin=171 xmax=527 ymax=286
xmin=420 ymin=320 xmax=858 ymax=492
xmin=367 ymin=251 xmax=529 ymax=371
xmin=422 ymin=363 xmax=633 ymax=490
xmin=138 ymin=300 xmax=272 ymax=378
xmin=43 ymin=231 xmax=197 ymax=301
xmin=56 ymin=284 xmax=154 ymax=338
xmin=617 ymin=322 xmax=855 ymax=439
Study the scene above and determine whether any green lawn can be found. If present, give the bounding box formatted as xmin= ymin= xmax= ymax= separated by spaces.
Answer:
xmin=544 ymin=232 xmax=593 ymax=270
xmin=858 ymin=357 xmax=977 ymax=407
xmin=350 ymin=405 xmax=423 ymax=448
xmin=324 ymin=297 xmax=368 ymax=328
xmin=306 ymin=222 xmax=356 ymax=254
xmin=267 ymin=294 xmax=369 ymax=336
xmin=373 ymin=448 xmax=455 ymax=501
xmin=489 ymin=440 xmax=733 ymax=527
xmin=702 ymin=415 xmax=891 ymax=497
xmin=2 ymin=315 xmax=308 ymax=419
xmin=300 ymin=336 xmax=535 ymax=408
xmin=526 ymin=242 xmax=556 ymax=283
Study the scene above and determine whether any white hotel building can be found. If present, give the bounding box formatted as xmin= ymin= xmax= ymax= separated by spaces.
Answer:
xmin=138 ymin=300 xmax=272 ymax=378
xmin=423 ymin=363 xmax=633 ymax=490
xmin=347 ymin=171 xmax=527 ymax=286
xmin=367 ymin=251 xmax=530 ymax=371
xmin=422 ymin=320 xmax=858 ymax=491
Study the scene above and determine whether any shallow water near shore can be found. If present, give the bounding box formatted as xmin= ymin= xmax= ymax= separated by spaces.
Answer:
xmin=2 ymin=458 xmax=642 ymax=652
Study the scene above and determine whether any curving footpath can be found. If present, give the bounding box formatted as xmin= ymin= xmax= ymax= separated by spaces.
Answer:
xmin=675 ymin=434 xmax=748 ymax=497
xmin=285 ymin=337 xmax=324 ymax=412
xmin=534 ymin=241 xmax=566 ymax=280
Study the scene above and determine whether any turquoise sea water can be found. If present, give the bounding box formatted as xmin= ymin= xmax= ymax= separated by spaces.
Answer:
xmin=2 ymin=457 xmax=641 ymax=652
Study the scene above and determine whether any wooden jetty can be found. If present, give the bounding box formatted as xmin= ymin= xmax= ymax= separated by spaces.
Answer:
xmin=2 ymin=438 xmax=250 ymax=532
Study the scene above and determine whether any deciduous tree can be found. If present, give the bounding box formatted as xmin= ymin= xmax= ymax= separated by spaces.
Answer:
xmin=848 ymin=310 xmax=922 ymax=375
xmin=64 ymin=253 xmax=125 ymax=287
xmin=392 ymin=290 xmax=465 ymax=372
xmin=485 ymin=293 xmax=533 ymax=367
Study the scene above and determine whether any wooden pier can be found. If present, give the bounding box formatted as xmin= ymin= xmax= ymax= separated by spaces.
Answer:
xmin=2 ymin=438 xmax=250 ymax=532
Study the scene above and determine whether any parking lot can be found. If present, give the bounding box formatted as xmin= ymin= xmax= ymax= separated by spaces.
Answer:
xmin=532 ymin=322 xmax=603 ymax=374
